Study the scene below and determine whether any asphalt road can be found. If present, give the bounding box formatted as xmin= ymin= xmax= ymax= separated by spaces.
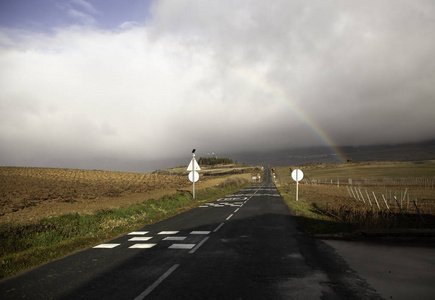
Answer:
xmin=0 ymin=170 xmax=382 ymax=299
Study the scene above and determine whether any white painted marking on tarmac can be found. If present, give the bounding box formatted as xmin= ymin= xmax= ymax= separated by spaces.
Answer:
xmin=129 ymin=243 xmax=156 ymax=249
xmin=213 ymin=223 xmax=224 ymax=232
xmin=128 ymin=231 xmax=149 ymax=235
xmin=190 ymin=231 xmax=210 ymax=235
xmin=128 ymin=237 xmax=153 ymax=241
xmin=158 ymin=231 xmax=179 ymax=235
xmin=226 ymin=214 xmax=234 ymax=220
xmin=163 ymin=236 xmax=186 ymax=241
xmin=189 ymin=237 xmax=209 ymax=254
xmin=169 ymin=244 xmax=195 ymax=249
xmin=93 ymin=243 xmax=120 ymax=249
xmin=234 ymin=208 xmax=240 ymax=213
xmin=133 ymin=264 xmax=180 ymax=300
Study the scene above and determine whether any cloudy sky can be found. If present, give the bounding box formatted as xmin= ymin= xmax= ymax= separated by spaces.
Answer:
xmin=1 ymin=0 xmax=434 ymax=172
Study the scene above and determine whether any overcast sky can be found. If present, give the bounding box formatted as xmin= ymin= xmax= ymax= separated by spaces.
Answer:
xmin=1 ymin=0 xmax=434 ymax=172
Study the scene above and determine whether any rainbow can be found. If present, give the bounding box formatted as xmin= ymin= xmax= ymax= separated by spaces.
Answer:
xmin=229 ymin=63 xmax=347 ymax=162
xmin=164 ymin=41 xmax=346 ymax=161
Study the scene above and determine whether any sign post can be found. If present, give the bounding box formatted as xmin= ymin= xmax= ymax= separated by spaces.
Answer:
xmin=291 ymin=169 xmax=304 ymax=201
xmin=187 ymin=150 xmax=201 ymax=199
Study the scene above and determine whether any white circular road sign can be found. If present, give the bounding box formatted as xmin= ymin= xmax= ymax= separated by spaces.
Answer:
xmin=291 ymin=169 xmax=304 ymax=182
xmin=188 ymin=171 xmax=199 ymax=183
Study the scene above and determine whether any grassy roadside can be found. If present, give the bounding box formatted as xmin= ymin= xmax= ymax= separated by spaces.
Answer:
xmin=0 ymin=178 xmax=251 ymax=279
xmin=278 ymin=185 xmax=354 ymax=235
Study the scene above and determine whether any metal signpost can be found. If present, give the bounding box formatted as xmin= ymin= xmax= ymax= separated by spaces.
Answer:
xmin=291 ymin=169 xmax=304 ymax=201
xmin=187 ymin=150 xmax=201 ymax=199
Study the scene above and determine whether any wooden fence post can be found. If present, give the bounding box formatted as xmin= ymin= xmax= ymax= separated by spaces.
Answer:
xmin=358 ymin=188 xmax=366 ymax=204
xmin=394 ymin=196 xmax=405 ymax=218
xmin=382 ymin=194 xmax=390 ymax=211
xmin=346 ymin=186 xmax=352 ymax=198
xmin=350 ymin=186 xmax=357 ymax=200
xmin=365 ymin=190 xmax=372 ymax=206
xmin=414 ymin=200 xmax=424 ymax=222
xmin=372 ymin=191 xmax=381 ymax=210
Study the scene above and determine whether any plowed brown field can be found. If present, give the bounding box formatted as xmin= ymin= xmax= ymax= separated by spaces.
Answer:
xmin=0 ymin=167 xmax=248 ymax=225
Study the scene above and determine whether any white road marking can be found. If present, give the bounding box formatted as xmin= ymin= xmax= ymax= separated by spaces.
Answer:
xmin=213 ymin=223 xmax=224 ymax=232
xmin=158 ymin=231 xmax=179 ymax=235
xmin=93 ymin=243 xmax=120 ymax=249
xmin=234 ymin=208 xmax=240 ymax=213
xmin=190 ymin=231 xmax=210 ymax=235
xmin=226 ymin=214 xmax=234 ymax=220
xmin=128 ymin=231 xmax=149 ymax=235
xmin=128 ymin=237 xmax=153 ymax=241
xmin=169 ymin=244 xmax=195 ymax=249
xmin=200 ymin=202 xmax=244 ymax=208
xmin=189 ymin=237 xmax=209 ymax=254
xmin=133 ymin=264 xmax=180 ymax=300
xmin=129 ymin=243 xmax=156 ymax=249
xmin=163 ymin=236 xmax=186 ymax=241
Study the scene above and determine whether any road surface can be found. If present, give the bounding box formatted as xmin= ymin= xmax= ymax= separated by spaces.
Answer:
xmin=0 ymin=170 xmax=381 ymax=299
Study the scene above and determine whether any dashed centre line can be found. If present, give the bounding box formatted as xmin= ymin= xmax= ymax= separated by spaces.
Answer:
xmin=134 ymin=264 xmax=180 ymax=300
xmin=189 ymin=237 xmax=209 ymax=254
xmin=213 ymin=223 xmax=224 ymax=232
xmin=94 ymin=185 xmax=274 ymax=251
xmin=130 ymin=183 xmax=277 ymax=298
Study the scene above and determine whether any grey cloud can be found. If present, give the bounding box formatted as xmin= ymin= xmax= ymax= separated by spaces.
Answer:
xmin=1 ymin=0 xmax=435 ymax=171
xmin=151 ymin=0 xmax=435 ymax=147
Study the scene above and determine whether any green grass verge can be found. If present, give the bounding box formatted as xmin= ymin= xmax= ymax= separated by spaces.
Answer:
xmin=0 ymin=180 xmax=251 ymax=279
xmin=279 ymin=188 xmax=354 ymax=235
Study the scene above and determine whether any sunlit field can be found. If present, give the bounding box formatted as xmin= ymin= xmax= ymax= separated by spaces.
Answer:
xmin=275 ymin=161 xmax=435 ymax=232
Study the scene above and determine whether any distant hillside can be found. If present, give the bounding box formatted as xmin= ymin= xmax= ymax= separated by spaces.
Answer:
xmin=340 ymin=139 xmax=435 ymax=162
xmin=225 ymin=139 xmax=435 ymax=167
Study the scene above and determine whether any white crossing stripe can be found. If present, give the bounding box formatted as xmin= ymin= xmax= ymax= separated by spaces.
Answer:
xmin=190 ymin=231 xmax=210 ymax=235
xmin=158 ymin=231 xmax=179 ymax=235
xmin=128 ymin=231 xmax=149 ymax=235
xmin=169 ymin=244 xmax=195 ymax=249
xmin=129 ymin=243 xmax=156 ymax=249
xmin=93 ymin=243 xmax=120 ymax=249
xmin=163 ymin=236 xmax=186 ymax=241
xmin=128 ymin=237 xmax=153 ymax=241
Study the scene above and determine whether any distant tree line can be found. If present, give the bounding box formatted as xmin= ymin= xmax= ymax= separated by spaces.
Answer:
xmin=198 ymin=157 xmax=234 ymax=166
